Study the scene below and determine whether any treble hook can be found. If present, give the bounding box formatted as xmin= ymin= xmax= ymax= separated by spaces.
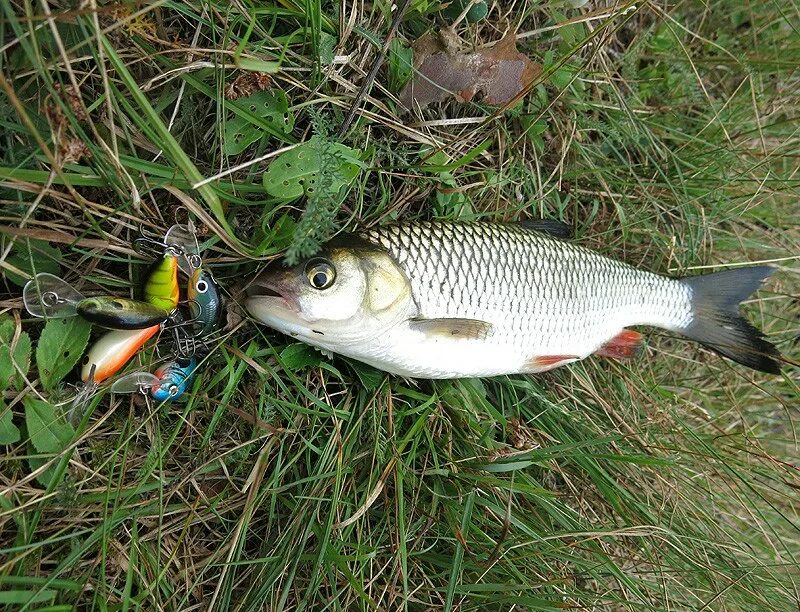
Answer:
xmin=133 ymin=235 xmax=181 ymax=258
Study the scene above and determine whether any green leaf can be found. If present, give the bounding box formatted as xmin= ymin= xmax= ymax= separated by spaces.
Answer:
xmin=0 ymin=589 xmax=57 ymax=605
xmin=263 ymin=137 xmax=361 ymax=201
xmin=3 ymin=238 xmax=61 ymax=286
xmin=27 ymin=454 xmax=58 ymax=488
xmin=442 ymin=0 xmax=488 ymax=22
xmin=279 ymin=343 xmax=322 ymax=371
xmin=36 ymin=317 xmax=91 ymax=390
xmin=0 ymin=331 xmax=31 ymax=392
xmin=233 ymin=57 xmax=280 ymax=73
xmin=0 ymin=317 xmax=12 ymax=343
xmin=24 ymin=396 xmax=75 ymax=453
xmin=258 ymin=212 xmax=297 ymax=254
xmin=388 ymin=39 xmax=413 ymax=91
xmin=348 ymin=361 xmax=385 ymax=391
xmin=23 ymin=397 xmax=73 ymax=486
xmin=318 ymin=32 xmax=337 ymax=66
xmin=224 ymin=91 xmax=294 ymax=155
xmin=223 ymin=116 xmax=264 ymax=156
xmin=0 ymin=402 xmax=21 ymax=445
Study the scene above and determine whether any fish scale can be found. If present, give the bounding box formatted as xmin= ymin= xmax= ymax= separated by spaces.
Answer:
xmin=362 ymin=222 xmax=692 ymax=360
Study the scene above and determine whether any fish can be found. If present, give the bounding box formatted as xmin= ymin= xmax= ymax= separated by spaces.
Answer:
xmin=245 ymin=221 xmax=782 ymax=378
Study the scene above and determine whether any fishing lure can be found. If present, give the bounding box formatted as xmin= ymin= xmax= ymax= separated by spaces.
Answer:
xmin=135 ymin=222 xmax=204 ymax=311
xmin=110 ymin=357 xmax=197 ymax=401
xmin=81 ymin=325 xmax=161 ymax=383
xmin=151 ymin=357 xmax=197 ymax=401
xmin=143 ymin=254 xmax=180 ymax=311
xmin=187 ymin=267 xmax=222 ymax=338
xmin=24 ymin=274 xmax=173 ymax=329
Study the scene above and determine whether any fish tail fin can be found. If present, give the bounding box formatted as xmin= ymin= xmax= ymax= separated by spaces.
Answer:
xmin=680 ymin=265 xmax=782 ymax=374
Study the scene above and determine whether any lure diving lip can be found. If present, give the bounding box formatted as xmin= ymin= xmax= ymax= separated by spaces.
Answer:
xmin=23 ymin=273 xmax=85 ymax=318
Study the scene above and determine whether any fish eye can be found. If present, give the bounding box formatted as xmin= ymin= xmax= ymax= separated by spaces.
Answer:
xmin=305 ymin=259 xmax=336 ymax=290
xmin=195 ymin=280 xmax=208 ymax=294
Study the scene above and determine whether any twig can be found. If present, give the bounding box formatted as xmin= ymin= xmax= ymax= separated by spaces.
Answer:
xmin=337 ymin=0 xmax=412 ymax=138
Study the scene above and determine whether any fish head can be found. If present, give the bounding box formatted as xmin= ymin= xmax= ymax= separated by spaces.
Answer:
xmin=246 ymin=240 xmax=412 ymax=346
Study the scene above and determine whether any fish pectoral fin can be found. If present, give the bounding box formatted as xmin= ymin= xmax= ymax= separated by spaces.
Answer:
xmin=596 ymin=329 xmax=643 ymax=360
xmin=519 ymin=219 xmax=573 ymax=239
xmin=408 ymin=317 xmax=494 ymax=340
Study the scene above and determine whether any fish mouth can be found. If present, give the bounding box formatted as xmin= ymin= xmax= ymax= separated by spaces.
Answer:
xmin=245 ymin=278 xmax=301 ymax=318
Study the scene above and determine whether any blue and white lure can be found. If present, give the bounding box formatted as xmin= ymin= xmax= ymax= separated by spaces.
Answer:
xmin=110 ymin=357 xmax=198 ymax=401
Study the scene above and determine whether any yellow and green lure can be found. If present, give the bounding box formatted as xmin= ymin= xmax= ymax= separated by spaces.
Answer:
xmin=144 ymin=254 xmax=180 ymax=311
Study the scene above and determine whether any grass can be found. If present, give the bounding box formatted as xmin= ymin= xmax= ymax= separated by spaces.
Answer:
xmin=0 ymin=0 xmax=798 ymax=609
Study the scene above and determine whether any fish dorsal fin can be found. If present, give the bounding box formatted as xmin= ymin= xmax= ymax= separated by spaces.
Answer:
xmin=409 ymin=317 xmax=494 ymax=340
xmin=596 ymin=329 xmax=643 ymax=360
xmin=519 ymin=219 xmax=573 ymax=239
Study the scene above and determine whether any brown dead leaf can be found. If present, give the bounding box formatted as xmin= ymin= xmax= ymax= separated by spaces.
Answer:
xmin=399 ymin=30 xmax=541 ymax=110
xmin=225 ymin=72 xmax=272 ymax=100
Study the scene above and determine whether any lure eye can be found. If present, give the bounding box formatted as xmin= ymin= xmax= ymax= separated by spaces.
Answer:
xmin=168 ymin=385 xmax=179 ymax=397
xmin=195 ymin=280 xmax=208 ymax=294
xmin=305 ymin=259 xmax=336 ymax=290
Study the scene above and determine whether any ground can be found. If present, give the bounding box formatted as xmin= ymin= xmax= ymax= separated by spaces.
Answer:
xmin=0 ymin=1 xmax=798 ymax=610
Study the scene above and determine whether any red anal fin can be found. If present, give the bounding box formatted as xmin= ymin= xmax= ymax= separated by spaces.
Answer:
xmin=526 ymin=355 xmax=579 ymax=370
xmin=596 ymin=329 xmax=643 ymax=360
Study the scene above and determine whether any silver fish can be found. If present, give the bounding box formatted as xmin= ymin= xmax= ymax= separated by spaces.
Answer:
xmin=245 ymin=221 xmax=781 ymax=378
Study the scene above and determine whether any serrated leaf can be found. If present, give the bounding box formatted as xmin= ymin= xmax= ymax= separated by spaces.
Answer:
xmin=36 ymin=317 xmax=91 ymax=390
xmin=279 ymin=343 xmax=322 ymax=371
xmin=0 ymin=317 xmax=13 ymax=343
xmin=23 ymin=396 xmax=75 ymax=453
xmin=263 ymin=137 xmax=362 ymax=200
xmin=27 ymin=454 xmax=58 ymax=488
xmin=0 ymin=331 xmax=31 ymax=392
xmin=4 ymin=239 xmax=61 ymax=286
xmin=0 ymin=402 xmax=21 ymax=445
xmin=319 ymin=32 xmax=337 ymax=66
